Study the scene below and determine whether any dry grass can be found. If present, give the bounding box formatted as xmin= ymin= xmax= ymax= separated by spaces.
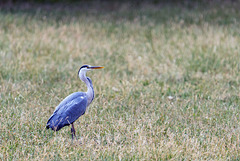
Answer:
xmin=0 ymin=1 xmax=240 ymax=160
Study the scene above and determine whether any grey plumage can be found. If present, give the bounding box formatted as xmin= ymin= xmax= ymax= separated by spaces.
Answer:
xmin=46 ymin=65 xmax=103 ymax=139
xmin=46 ymin=92 xmax=88 ymax=131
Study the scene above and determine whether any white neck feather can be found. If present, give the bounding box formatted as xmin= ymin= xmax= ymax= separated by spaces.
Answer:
xmin=79 ymin=69 xmax=94 ymax=106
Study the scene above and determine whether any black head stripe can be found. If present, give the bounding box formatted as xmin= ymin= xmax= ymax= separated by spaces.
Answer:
xmin=78 ymin=65 xmax=89 ymax=75
xmin=80 ymin=65 xmax=89 ymax=69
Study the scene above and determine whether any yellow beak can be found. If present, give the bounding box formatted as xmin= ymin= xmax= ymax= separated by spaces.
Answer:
xmin=89 ymin=66 xmax=104 ymax=69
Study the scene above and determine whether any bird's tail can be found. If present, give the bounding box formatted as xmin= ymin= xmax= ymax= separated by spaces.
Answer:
xmin=46 ymin=114 xmax=66 ymax=131
xmin=46 ymin=120 xmax=59 ymax=131
xmin=46 ymin=123 xmax=50 ymax=129
xmin=46 ymin=114 xmax=56 ymax=130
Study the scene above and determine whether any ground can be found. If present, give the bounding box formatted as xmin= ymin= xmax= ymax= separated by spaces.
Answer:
xmin=0 ymin=1 xmax=240 ymax=160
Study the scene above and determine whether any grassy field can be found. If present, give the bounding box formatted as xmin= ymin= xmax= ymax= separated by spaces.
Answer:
xmin=0 ymin=1 xmax=240 ymax=160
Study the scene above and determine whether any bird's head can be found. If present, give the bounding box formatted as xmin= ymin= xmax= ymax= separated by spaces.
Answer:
xmin=78 ymin=65 xmax=104 ymax=79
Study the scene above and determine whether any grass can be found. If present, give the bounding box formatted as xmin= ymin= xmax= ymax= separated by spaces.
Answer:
xmin=0 ymin=1 xmax=240 ymax=160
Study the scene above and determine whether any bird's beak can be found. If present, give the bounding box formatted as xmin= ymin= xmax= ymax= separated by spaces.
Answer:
xmin=89 ymin=66 xmax=104 ymax=69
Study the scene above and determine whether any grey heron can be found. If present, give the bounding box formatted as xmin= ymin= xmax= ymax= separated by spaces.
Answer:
xmin=46 ymin=65 xmax=104 ymax=139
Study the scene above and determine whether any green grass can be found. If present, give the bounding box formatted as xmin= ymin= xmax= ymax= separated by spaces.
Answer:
xmin=0 ymin=1 xmax=240 ymax=160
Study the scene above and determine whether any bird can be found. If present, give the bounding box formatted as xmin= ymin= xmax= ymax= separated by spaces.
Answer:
xmin=46 ymin=65 xmax=104 ymax=139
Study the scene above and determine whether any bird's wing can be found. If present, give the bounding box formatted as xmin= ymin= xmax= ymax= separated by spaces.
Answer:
xmin=53 ymin=92 xmax=86 ymax=113
xmin=47 ymin=92 xmax=88 ymax=131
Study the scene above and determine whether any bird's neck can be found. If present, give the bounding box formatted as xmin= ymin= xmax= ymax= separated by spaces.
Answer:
xmin=80 ymin=73 xmax=94 ymax=106
xmin=86 ymin=81 xmax=94 ymax=106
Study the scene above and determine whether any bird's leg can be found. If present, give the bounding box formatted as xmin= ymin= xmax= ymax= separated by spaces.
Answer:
xmin=71 ymin=124 xmax=74 ymax=140
xmin=72 ymin=123 xmax=76 ymax=137
xmin=71 ymin=123 xmax=77 ymax=140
